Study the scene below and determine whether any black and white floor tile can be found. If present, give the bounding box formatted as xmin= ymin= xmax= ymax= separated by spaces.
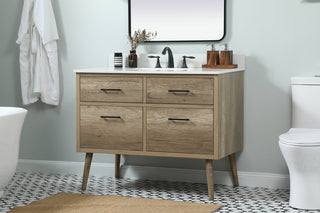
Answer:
xmin=0 ymin=172 xmax=319 ymax=213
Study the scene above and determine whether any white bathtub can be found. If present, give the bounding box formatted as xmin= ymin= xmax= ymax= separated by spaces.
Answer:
xmin=0 ymin=107 xmax=27 ymax=198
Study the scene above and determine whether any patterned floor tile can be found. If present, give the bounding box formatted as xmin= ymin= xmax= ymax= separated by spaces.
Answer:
xmin=0 ymin=172 xmax=319 ymax=213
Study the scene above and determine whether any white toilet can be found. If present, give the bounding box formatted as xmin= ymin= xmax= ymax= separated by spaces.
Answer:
xmin=279 ymin=77 xmax=320 ymax=210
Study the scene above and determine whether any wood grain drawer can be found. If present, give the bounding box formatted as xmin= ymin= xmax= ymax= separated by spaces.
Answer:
xmin=80 ymin=105 xmax=143 ymax=151
xmin=146 ymin=77 xmax=214 ymax=105
xmin=80 ymin=76 xmax=143 ymax=103
xmin=147 ymin=107 xmax=214 ymax=154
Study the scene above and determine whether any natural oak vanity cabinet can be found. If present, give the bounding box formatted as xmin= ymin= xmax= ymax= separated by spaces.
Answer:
xmin=76 ymin=68 xmax=244 ymax=200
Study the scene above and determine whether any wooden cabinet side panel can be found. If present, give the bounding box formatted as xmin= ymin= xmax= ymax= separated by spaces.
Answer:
xmin=213 ymin=76 xmax=220 ymax=159
xmin=76 ymin=74 xmax=81 ymax=152
xmin=217 ymin=72 xmax=244 ymax=158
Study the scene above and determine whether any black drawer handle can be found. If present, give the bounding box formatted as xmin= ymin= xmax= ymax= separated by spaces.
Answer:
xmin=100 ymin=116 xmax=121 ymax=119
xmin=168 ymin=118 xmax=190 ymax=121
xmin=100 ymin=89 xmax=121 ymax=92
xmin=168 ymin=90 xmax=190 ymax=93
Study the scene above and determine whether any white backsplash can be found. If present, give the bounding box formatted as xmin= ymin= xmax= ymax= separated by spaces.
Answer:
xmin=109 ymin=53 xmax=245 ymax=69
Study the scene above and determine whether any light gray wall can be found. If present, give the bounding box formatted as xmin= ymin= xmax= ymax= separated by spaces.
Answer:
xmin=1 ymin=0 xmax=320 ymax=175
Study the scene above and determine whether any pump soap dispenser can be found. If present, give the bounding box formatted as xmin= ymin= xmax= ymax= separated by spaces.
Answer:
xmin=220 ymin=43 xmax=233 ymax=65
xmin=202 ymin=43 xmax=238 ymax=69
xmin=207 ymin=44 xmax=219 ymax=66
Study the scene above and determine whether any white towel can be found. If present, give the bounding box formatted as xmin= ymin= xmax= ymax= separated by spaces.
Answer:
xmin=17 ymin=0 xmax=60 ymax=106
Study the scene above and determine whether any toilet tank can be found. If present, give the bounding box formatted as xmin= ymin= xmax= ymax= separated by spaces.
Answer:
xmin=292 ymin=77 xmax=320 ymax=128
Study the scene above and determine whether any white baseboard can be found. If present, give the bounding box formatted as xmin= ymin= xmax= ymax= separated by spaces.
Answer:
xmin=17 ymin=159 xmax=289 ymax=189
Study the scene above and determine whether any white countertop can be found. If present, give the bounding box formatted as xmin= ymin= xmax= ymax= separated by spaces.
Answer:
xmin=74 ymin=67 xmax=245 ymax=75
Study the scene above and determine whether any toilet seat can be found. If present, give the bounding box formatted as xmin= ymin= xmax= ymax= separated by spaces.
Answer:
xmin=279 ymin=128 xmax=320 ymax=146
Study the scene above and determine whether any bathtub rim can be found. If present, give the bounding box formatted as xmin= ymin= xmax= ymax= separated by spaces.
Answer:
xmin=0 ymin=107 xmax=28 ymax=117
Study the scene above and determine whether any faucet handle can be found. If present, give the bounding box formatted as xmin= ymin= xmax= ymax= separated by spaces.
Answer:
xmin=182 ymin=56 xmax=196 ymax=68
xmin=148 ymin=55 xmax=162 ymax=68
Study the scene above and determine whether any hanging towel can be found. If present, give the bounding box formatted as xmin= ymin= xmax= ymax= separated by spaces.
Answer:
xmin=17 ymin=0 xmax=60 ymax=106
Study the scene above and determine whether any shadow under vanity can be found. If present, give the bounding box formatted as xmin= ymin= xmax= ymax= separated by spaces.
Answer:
xmin=75 ymin=57 xmax=244 ymax=200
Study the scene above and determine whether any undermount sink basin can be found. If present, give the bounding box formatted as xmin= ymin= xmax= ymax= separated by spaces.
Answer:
xmin=134 ymin=68 xmax=188 ymax=72
xmin=155 ymin=68 xmax=188 ymax=72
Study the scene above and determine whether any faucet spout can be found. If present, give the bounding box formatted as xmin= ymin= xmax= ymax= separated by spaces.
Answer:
xmin=162 ymin=47 xmax=174 ymax=68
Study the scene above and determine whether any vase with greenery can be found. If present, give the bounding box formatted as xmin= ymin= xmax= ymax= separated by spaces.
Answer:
xmin=128 ymin=29 xmax=157 ymax=68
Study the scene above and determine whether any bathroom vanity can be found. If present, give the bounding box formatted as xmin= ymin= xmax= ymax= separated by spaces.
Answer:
xmin=75 ymin=67 xmax=244 ymax=200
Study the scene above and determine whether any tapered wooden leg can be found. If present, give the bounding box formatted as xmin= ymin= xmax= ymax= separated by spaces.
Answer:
xmin=82 ymin=153 xmax=93 ymax=190
xmin=229 ymin=153 xmax=239 ymax=187
xmin=115 ymin=154 xmax=121 ymax=178
xmin=205 ymin=159 xmax=214 ymax=200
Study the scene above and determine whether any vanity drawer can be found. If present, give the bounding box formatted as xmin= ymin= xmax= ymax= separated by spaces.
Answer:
xmin=80 ymin=76 xmax=143 ymax=103
xmin=80 ymin=105 xmax=143 ymax=151
xmin=147 ymin=107 xmax=214 ymax=155
xmin=146 ymin=77 xmax=214 ymax=105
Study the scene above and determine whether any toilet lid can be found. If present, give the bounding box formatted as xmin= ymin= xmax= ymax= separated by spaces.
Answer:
xmin=279 ymin=128 xmax=320 ymax=146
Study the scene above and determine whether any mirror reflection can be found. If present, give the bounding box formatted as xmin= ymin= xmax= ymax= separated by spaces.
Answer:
xmin=129 ymin=0 xmax=226 ymax=42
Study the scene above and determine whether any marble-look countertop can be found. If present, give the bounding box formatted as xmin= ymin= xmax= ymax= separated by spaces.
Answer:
xmin=74 ymin=67 xmax=245 ymax=75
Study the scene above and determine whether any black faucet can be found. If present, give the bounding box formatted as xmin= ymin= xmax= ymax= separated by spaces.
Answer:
xmin=162 ymin=47 xmax=174 ymax=68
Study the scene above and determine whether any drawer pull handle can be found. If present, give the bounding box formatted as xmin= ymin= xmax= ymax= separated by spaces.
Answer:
xmin=100 ymin=89 xmax=121 ymax=92
xmin=168 ymin=90 xmax=190 ymax=93
xmin=168 ymin=118 xmax=190 ymax=121
xmin=100 ymin=116 xmax=121 ymax=119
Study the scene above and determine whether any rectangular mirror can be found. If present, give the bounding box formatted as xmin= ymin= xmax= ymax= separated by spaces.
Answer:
xmin=129 ymin=0 xmax=226 ymax=42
